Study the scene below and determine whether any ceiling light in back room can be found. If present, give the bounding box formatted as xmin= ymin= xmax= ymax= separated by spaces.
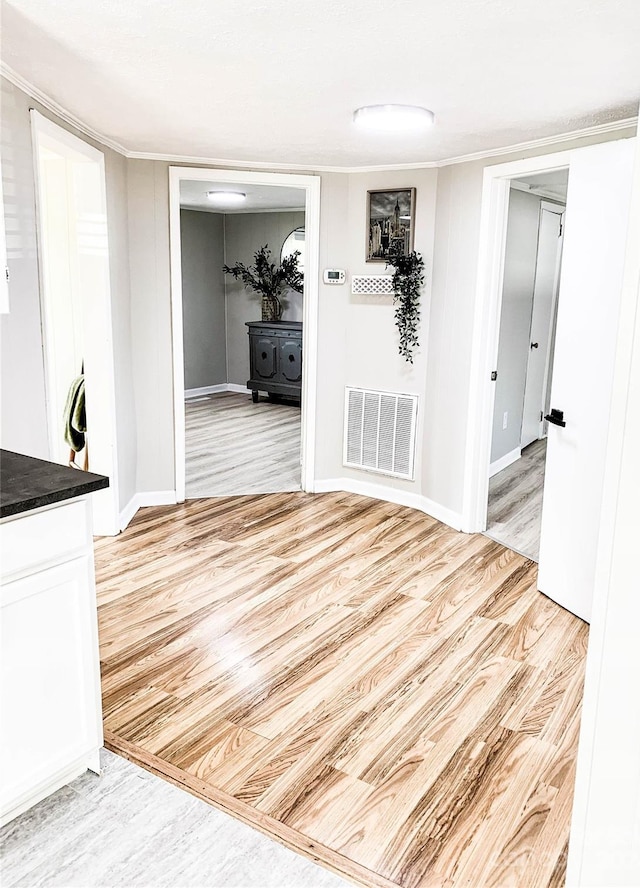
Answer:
xmin=353 ymin=104 xmax=435 ymax=133
xmin=206 ymin=191 xmax=247 ymax=207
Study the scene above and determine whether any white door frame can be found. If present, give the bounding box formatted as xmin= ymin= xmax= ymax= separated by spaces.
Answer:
xmin=30 ymin=111 xmax=120 ymax=536
xmin=461 ymin=149 xmax=578 ymax=533
xmin=168 ymin=166 xmax=321 ymax=501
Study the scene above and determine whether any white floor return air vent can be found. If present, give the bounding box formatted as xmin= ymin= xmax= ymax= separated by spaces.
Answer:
xmin=344 ymin=387 xmax=418 ymax=480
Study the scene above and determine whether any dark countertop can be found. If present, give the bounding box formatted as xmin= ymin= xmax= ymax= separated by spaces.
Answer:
xmin=0 ymin=450 xmax=110 ymax=519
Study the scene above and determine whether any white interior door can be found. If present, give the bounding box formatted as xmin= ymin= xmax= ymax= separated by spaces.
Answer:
xmin=537 ymin=138 xmax=636 ymax=623
xmin=521 ymin=205 xmax=564 ymax=448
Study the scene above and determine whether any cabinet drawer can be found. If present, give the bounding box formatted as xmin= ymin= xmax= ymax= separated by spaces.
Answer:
xmin=251 ymin=328 xmax=302 ymax=340
xmin=0 ymin=500 xmax=90 ymax=579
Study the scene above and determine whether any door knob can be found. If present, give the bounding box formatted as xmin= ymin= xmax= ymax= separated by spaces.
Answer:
xmin=544 ymin=408 xmax=566 ymax=427
xmin=530 ymin=341 xmax=539 ymax=349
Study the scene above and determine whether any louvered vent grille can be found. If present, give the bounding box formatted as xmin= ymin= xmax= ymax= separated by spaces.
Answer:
xmin=344 ymin=388 xmax=418 ymax=480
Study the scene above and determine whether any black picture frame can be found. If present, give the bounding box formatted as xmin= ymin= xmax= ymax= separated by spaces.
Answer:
xmin=366 ymin=188 xmax=416 ymax=262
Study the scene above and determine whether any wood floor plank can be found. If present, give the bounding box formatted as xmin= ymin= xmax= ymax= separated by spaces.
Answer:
xmin=96 ymin=492 xmax=589 ymax=888
xmin=185 ymin=391 xmax=301 ymax=497
xmin=444 ymin=740 xmax=559 ymax=888
xmin=487 ymin=438 xmax=546 ymax=561
xmin=480 ymin=779 xmax=559 ymax=888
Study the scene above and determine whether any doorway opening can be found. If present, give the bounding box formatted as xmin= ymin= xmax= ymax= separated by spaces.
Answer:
xmin=180 ymin=180 xmax=304 ymax=497
xmin=31 ymin=111 xmax=120 ymax=535
xmin=463 ymin=137 xmax=635 ymax=624
xmin=169 ymin=168 xmax=320 ymax=501
xmin=485 ymin=172 xmax=567 ymax=561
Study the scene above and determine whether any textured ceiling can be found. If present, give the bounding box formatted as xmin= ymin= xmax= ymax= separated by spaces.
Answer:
xmin=516 ymin=169 xmax=570 ymax=200
xmin=180 ymin=180 xmax=305 ymax=213
xmin=2 ymin=0 xmax=639 ymax=167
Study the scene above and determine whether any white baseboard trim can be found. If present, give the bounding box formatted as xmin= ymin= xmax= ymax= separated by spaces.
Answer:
xmin=313 ymin=477 xmax=464 ymax=532
xmin=119 ymin=494 xmax=140 ymax=531
xmin=184 ymin=384 xmax=227 ymax=399
xmin=120 ymin=478 xmax=464 ymax=533
xmin=420 ymin=495 xmax=464 ymax=532
xmin=119 ymin=491 xmax=178 ymax=531
xmin=139 ymin=491 xmax=177 ymax=508
xmin=489 ymin=447 xmax=521 ymax=478
xmin=184 ymin=383 xmax=250 ymax=399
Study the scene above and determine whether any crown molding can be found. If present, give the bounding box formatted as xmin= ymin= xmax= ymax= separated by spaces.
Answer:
xmin=1 ymin=62 xmax=129 ymax=157
xmin=126 ymin=151 xmax=439 ymax=173
xmin=124 ymin=150 xmax=344 ymax=173
xmin=126 ymin=151 xmax=442 ymax=172
xmin=439 ymin=117 xmax=637 ymax=167
xmin=3 ymin=64 xmax=636 ymax=172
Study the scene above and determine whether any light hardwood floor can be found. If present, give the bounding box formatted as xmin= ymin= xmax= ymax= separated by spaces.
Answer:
xmin=185 ymin=391 xmax=301 ymax=498
xmin=487 ymin=439 xmax=547 ymax=562
xmin=95 ymin=492 xmax=587 ymax=888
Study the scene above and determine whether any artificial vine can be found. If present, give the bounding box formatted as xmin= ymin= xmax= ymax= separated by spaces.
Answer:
xmin=389 ymin=251 xmax=425 ymax=363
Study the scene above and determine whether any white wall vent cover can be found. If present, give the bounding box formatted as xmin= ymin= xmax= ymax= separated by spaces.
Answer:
xmin=351 ymin=275 xmax=394 ymax=296
xmin=344 ymin=387 xmax=418 ymax=480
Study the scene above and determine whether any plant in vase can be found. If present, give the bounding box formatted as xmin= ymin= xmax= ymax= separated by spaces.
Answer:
xmin=223 ymin=244 xmax=304 ymax=322
xmin=388 ymin=250 xmax=425 ymax=364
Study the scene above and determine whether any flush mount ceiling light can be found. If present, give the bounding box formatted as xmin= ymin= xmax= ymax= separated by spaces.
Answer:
xmin=206 ymin=191 xmax=247 ymax=207
xmin=353 ymin=104 xmax=435 ymax=133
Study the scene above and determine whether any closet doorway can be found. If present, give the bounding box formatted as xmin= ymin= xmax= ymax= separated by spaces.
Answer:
xmin=486 ymin=174 xmax=567 ymax=561
xmin=31 ymin=112 xmax=120 ymax=535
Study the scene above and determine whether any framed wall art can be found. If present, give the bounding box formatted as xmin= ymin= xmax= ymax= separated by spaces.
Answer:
xmin=366 ymin=187 xmax=415 ymax=262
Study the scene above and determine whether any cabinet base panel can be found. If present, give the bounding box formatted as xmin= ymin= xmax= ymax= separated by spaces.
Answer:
xmin=1 ymin=747 xmax=102 ymax=826
xmin=247 ymin=384 xmax=301 ymax=404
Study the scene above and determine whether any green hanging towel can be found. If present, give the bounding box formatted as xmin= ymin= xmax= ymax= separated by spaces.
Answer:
xmin=63 ymin=374 xmax=86 ymax=452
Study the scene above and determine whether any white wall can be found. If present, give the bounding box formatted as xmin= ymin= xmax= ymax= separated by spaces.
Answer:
xmin=423 ymin=160 xmax=482 ymax=515
xmin=180 ymin=209 xmax=226 ymax=391
xmin=338 ymin=168 xmax=438 ymax=496
xmin=490 ymin=188 xmax=541 ymax=464
xmin=0 ymin=77 xmax=137 ymax=515
xmin=127 ymin=159 xmax=175 ymax=496
xmin=313 ymin=172 xmax=351 ymax=481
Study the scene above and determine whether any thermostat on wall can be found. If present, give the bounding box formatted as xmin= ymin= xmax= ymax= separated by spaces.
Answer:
xmin=323 ymin=268 xmax=346 ymax=285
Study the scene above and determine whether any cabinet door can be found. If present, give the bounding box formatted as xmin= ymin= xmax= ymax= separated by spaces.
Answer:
xmin=0 ymin=556 xmax=103 ymax=817
xmin=251 ymin=336 xmax=278 ymax=380
xmin=280 ymin=339 xmax=302 ymax=383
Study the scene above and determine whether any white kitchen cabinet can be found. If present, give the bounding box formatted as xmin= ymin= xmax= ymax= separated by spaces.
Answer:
xmin=0 ymin=495 xmax=103 ymax=825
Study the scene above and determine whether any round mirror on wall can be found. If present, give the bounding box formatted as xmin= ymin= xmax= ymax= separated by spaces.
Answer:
xmin=281 ymin=226 xmax=305 ymax=272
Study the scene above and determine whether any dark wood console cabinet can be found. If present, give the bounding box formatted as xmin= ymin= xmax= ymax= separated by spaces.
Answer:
xmin=245 ymin=320 xmax=302 ymax=403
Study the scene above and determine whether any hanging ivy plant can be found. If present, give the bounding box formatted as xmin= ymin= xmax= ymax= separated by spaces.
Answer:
xmin=388 ymin=251 xmax=425 ymax=363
